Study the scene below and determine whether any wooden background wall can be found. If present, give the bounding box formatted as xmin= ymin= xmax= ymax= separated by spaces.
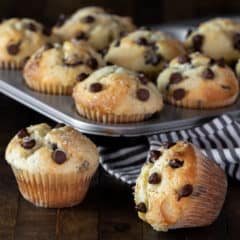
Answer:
xmin=0 ymin=0 xmax=240 ymax=26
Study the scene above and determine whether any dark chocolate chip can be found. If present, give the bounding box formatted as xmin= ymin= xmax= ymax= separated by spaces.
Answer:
xmin=17 ymin=128 xmax=29 ymax=138
xmin=135 ymin=202 xmax=147 ymax=213
xmin=145 ymin=53 xmax=162 ymax=66
xmin=21 ymin=138 xmax=36 ymax=149
xmin=169 ymin=72 xmax=183 ymax=84
xmin=42 ymin=27 xmax=51 ymax=36
xmin=169 ymin=159 xmax=184 ymax=168
xmin=98 ymin=47 xmax=108 ymax=57
xmin=119 ymin=31 xmax=127 ymax=38
xmin=26 ymin=22 xmax=37 ymax=32
xmin=215 ymin=58 xmax=225 ymax=67
xmin=136 ymin=88 xmax=150 ymax=101
xmin=7 ymin=43 xmax=20 ymax=55
xmin=55 ymin=14 xmax=67 ymax=27
xmin=148 ymin=172 xmax=161 ymax=184
xmin=192 ymin=34 xmax=204 ymax=52
xmin=75 ymin=31 xmax=88 ymax=40
xmin=202 ymin=68 xmax=215 ymax=79
xmin=178 ymin=55 xmax=191 ymax=64
xmin=221 ymin=85 xmax=231 ymax=90
xmin=178 ymin=184 xmax=193 ymax=200
xmin=149 ymin=150 xmax=162 ymax=163
xmin=137 ymin=72 xmax=149 ymax=84
xmin=43 ymin=43 xmax=54 ymax=51
xmin=86 ymin=58 xmax=98 ymax=70
xmin=136 ymin=37 xmax=148 ymax=46
xmin=172 ymin=88 xmax=186 ymax=100
xmin=76 ymin=73 xmax=89 ymax=81
xmin=51 ymin=143 xmax=58 ymax=151
xmin=90 ymin=83 xmax=102 ymax=92
xmin=52 ymin=149 xmax=67 ymax=164
xmin=82 ymin=15 xmax=95 ymax=23
xmin=161 ymin=142 xmax=176 ymax=149
xmin=106 ymin=61 xmax=113 ymax=66
xmin=186 ymin=29 xmax=193 ymax=38
xmin=55 ymin=123 xmax=65 ymax=128
xmin=233 ymin=33 xmax=240 ymax=50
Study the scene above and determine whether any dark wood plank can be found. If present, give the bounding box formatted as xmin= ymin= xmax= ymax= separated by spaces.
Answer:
xmin=98 ymin=169 xmax=142 ymax=240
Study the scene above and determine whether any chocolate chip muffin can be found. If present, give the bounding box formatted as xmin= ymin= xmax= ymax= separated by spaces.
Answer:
xmin=157 ymin=52 xmax=239 ymax=108
xmin=5 ymin=123 xmax=99 ymax=208
xmin=104 ymin=29 xmax=186 ymax=76
xmin=185 ymin=18 xmax=240 ymax=62
xmin=23 ymin=41 xmax=105 ymax=95
xmin=0 ymin=18 xmax=54 ymax=69
xmin=72 ymin=65 xmax=163 ymax=123
xmin=134 ymin=141 xmax=227 ymax=231
xmin=52 ymin=6 xmax=135 ymax=50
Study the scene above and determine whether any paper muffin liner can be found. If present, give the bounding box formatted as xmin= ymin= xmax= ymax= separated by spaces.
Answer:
xmin=75 ymin=104 xmax=153 ymax=123
xmin=11 ymin=166 xmax=92 ymax=208
xmin=25 ymin=78 xmax=73 ymax=95
xmin=170 ymin=145 xmax=227 ymax=230
xmin=165 ymin=93 xmax=238 ymax=109
xmin=0 ymin=60 xmax=25 ymax=70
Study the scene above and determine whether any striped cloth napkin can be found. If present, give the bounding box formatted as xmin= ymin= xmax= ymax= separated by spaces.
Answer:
xmin=99 ymin=114 xmax=240 ymax=185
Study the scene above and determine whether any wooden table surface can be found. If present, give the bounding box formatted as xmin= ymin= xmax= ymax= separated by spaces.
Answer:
xmin=1 ymin=94 xmax=240 ymax=240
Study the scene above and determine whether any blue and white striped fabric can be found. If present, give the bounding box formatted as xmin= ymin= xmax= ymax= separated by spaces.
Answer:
xmin=99 ymin=114 xmax=240 ymax=185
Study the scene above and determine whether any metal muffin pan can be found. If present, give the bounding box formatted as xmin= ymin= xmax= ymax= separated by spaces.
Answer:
xmin=0 ymin=25 xmax=240 ymax=137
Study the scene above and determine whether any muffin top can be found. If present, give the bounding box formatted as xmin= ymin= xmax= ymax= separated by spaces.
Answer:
xmin=52 ymin=6 xmax=135 ymax=50
xmin=0 ymin=18 xmax=54 ymax=65
xmin=185 ymin=18 xmax=240 ymax=61
xmin=73 ymin=65 xmax=163 ymax=116
xmin=157 ymin=52 xmax=239 ymax=108
xmin=134 ymin=141 xmax=227 ymax=231
xmin=104 ymin=29 xmax=186 ymax=75
xmin=5 ymin=123 xmax=99 ymax=176
xmin=23 ymin=41 xmax=105 ymax=93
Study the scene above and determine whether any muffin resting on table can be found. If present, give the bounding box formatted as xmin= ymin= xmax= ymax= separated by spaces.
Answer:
xmin=134 ymin=141 xmax=227 ymax=231
xmin=185 ymin=18 xmax=240 ymax=62
xmin=104 ymin=29 xmax=186 ymax=76
xmin=23 ymin=41 xmax=105 ymax=95
xmin=52 ymin=6 xmax=135 ymax=50
xmin=5 ymin=123 xmax=99 ymax=208
xmin=72 ymin=65 xmax=164 ymax=123
xmin=157 ymin=52 xmax=239 ymax=108
xmin=0 ymin=18 xmax=54 ymax=69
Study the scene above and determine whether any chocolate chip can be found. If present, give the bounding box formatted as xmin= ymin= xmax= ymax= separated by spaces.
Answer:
xmin=56 ymin=14 xmax=67 ymax=27
xmin=178 ymin=55 xmax=191 ymax=64
xmin=75 ymin=31 xmax=88 ymax=40
xmin=161 ymin=142 xmax=176 ymax=149
xmin=137 ymin=88 xmax=150 ymax=101
xmin=145 ymin=53 xmax=162 ymax=66
xmin=51 ymin=143 xmax=58 ymax=151
xmin=137 ymin=72 xmax=149 ymax=84
xmin=178 ymin=184 xmax=193 ymax=200
xmin=21 ymin=138 xmax=36 ymax=149
xmin=106 ymin=61 xmax=113 ymax=66
xmin=114 ymin=40 xmax=120 ymax=47
xmin=149 ymin=150 xmax=162 ymax=163
xmin=98 ymin=47 xmax=108 ymax=57
xmin=77 ymin=73 xmax=89 ymax=81
xmin=86 ymin=58 xmax=98 ymax=70
xmin=52 ymin=149 xmax=67 ymax=164
xmin=233 ymin=33 xmax=240 ymax=50
xmin=43 ymin=43 xmax=54 ymax=51
xmin=135 ymin=202 xmax=147 ymax=213
xmin=169 ymin=159 xmax=184 ymax=168
xmin=55 ymin=123 xmax=65 ymax=128
xmin=192 ymin=34 xmax=204 ymax=52
xmin=42 ymin=27 xmax=51 ymax=36
xmin=215 ymin=58 xmax=225 ymax=67
xmin=17 ymin=128 xmax=29 ymax=138
xmin=7 ymin=43 xmax=20 ymax=55
xmin=26 ymin=22 xmax=37 ymax=32
xmin=172 ymin=88 xmax=186 ymax=100
xmin=169 ymin=72 xmax=183 ymax=84
xmin=82 ymin=15 xmax=95 ymax=23
xmin=90 ymin=83 xmax=102 ymax=92
xmin=202 ymin=68 xmax=215 ymax=79
xmin=119 ymin=31 xmax=127 ymax=38
xmin=186 ymin=29 xmax=193 ymax=38
xmin=136 ymin=37 xmax=148 ymax=46
xmin=148 ymin=172 xmax=161 ymax=184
